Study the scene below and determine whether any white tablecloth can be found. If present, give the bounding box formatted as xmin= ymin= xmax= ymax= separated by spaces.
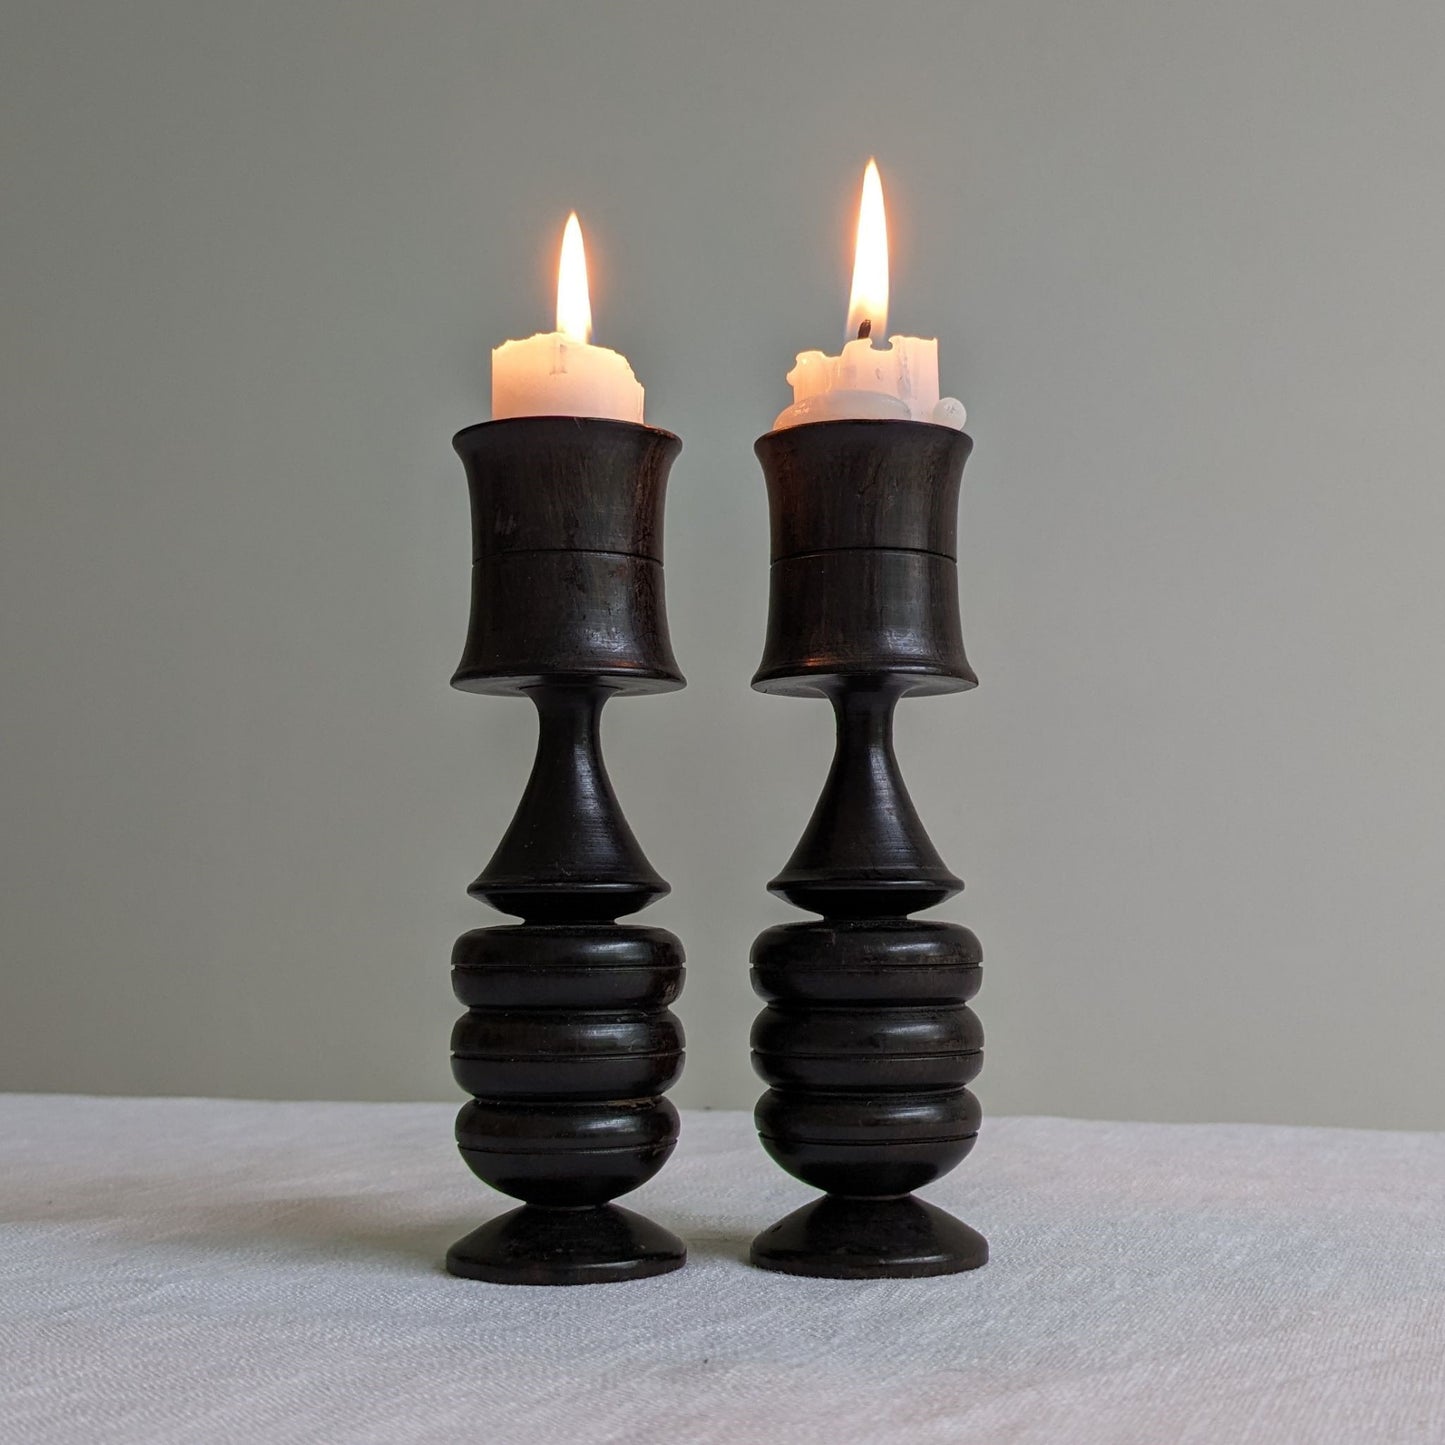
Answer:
xmin=2 ymin=1095 xmax=1442 ymax=1444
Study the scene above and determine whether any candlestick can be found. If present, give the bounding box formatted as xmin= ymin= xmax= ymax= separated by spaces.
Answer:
xmin=444 ymin=416 xmax=687 ymax=1285
xmin=746 ymin=418 xmax=988 ymax=1278
xmin=491 ymin=214 xmax=644 ymax=423
xmin=773 ymin=161 xmax=966 ymax=432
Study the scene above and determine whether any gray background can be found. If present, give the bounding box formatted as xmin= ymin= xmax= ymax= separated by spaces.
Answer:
xmin=3 ymin=1 xmax=1443 ymax=1126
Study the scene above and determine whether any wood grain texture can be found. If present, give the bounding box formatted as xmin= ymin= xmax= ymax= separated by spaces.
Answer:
xmin=753 ymin=421 xmax=977 ymax=698
xmin=445 ymin=418 xmax=687 ymax=1285
xmin=451 ymin=418 xmax=684 ymax=696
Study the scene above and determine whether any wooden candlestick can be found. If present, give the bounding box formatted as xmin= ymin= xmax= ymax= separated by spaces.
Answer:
xmin=747 ymin=418 xmax=989 ymax=1278
xmin=445 ymin=416 xmax=688 ymax=1285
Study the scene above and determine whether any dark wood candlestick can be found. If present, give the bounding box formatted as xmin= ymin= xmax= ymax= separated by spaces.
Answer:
xmin=747 ymin=418 xmax=988 ymax=1279
xmin=445 ymin=415 xmax=688 ymax=1285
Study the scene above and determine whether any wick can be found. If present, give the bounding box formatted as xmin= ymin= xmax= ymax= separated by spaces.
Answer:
xmin=856 ymin=319 xmax=872 ymax=340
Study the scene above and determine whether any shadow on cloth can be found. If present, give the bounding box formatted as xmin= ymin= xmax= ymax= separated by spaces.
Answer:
xmin=0 ymin=1174 xmax=734 ymax=1273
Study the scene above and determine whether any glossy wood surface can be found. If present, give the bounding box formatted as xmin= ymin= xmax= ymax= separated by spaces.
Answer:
xmin=753 ymin=421 xmax=977 ymax=697
xmin=452 ymin=418 xmax=683 ymax=696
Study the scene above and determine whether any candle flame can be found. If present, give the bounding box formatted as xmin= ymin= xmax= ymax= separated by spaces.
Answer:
xmin=846 ymin=159 xmax=889 ymax=343
xmin=556 ymin=211 xmax=592 ymax=344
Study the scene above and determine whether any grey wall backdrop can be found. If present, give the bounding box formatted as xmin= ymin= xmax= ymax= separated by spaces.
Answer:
xmin=3 ymin=1 xmax=1443 ymax=1126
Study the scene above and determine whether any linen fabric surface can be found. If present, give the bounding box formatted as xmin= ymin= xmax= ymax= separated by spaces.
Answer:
xmin=2 ymin=1095 xmax=1442 ymax=1444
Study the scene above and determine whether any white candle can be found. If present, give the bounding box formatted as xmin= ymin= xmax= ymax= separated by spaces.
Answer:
xmin=492 ymin=213 xmax=644 ymax=423
xmin=773 ymin=160 xmax=966 ymax=432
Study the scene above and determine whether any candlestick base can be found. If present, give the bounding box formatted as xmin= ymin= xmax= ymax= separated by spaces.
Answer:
xmin=447 ymin=1204 xmax=687 ymax=1286
xmin=750 ymin=1195 xmax=987 ymax=1279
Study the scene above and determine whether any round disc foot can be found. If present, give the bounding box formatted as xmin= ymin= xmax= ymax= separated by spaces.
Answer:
xmin=750 ymin=1195 xmax=987 ymax=1279
xmin=447 ymin=1203 xmax=686 ymax=1285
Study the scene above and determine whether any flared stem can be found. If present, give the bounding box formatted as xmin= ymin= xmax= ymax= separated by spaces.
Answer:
xmin=769 ymin=678 xmax=962 ymax=917
xmin=470 ymin=682 xmax=668 ymax=921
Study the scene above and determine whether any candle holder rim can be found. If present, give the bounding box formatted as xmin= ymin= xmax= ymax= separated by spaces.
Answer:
xmin=754 ymin=417 xmax=972 ymax=454
xmin=453 ymin=414 xmax=682 ymax=453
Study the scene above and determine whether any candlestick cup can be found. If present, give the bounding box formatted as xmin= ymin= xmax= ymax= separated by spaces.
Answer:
xmin=445 ymin=416 xmax=687 ymax=1285
xmin=747 ymin=418 xmax=988 ymax=1278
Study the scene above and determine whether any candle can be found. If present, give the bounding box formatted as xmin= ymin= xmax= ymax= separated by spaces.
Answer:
xmin=492 ymin=213 xmax=645 ymax=423
xmin=773 ymin=160 xmax=967 ymax=432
